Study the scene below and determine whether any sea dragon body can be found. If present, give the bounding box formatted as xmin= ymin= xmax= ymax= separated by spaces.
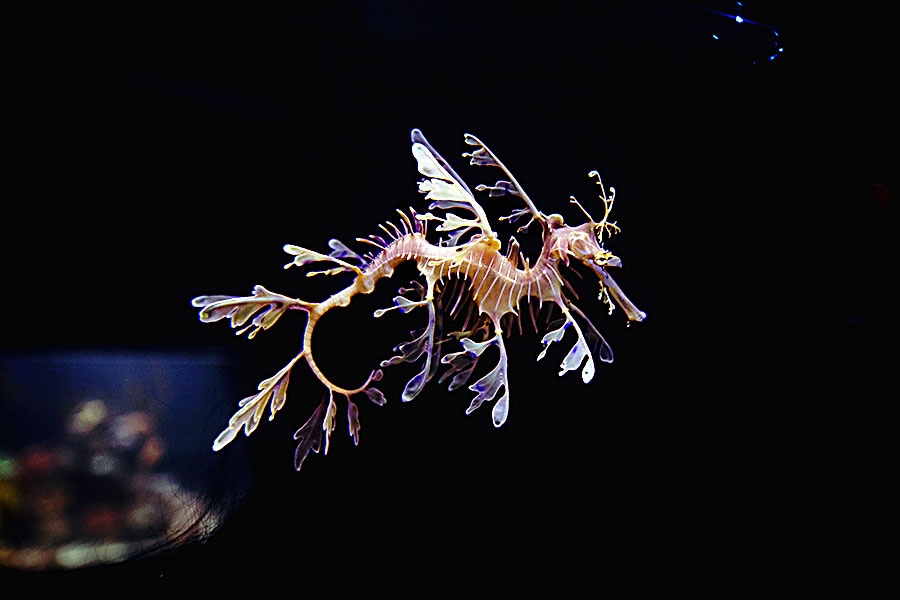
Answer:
xmin=192 ymin=129 xmax=645 ymax=470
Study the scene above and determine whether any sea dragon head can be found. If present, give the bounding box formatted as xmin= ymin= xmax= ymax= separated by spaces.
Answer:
xmin=546 ymin=171 xmax=646 ymax=324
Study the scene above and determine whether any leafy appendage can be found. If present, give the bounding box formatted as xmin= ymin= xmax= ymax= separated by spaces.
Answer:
xmin=374 ymin=281 xmax=428 ymax=318
xmin=293 ymin=394 xmax=329 ymax=471
xmin=442 ymin=330 xmax=511 ymax=427
xmin=568 ymin=303 xmax=614 ymax=365
xmin=365 ymin=387 xmax=387 ymax=406
xmin=321 ymin=393 xmax=338 ymax=455
xmin=380 ymin=327 xmax=429 ymax=367
xmin=536 ymin=308 xmax=599 ymax=383
xmin=291 ymin=390 xmax=340 ymax=470
xmin=415 ymin=212 xmax=479 ymax=246
xmin=373 ymin=280 xmax=441 ymax=403
xmin=498 ymin=207 xmax=535 ymax=233
xmin=212 ymin=354 xmax=301 ymax=451
xmin=360 ymin=368 xmax=387 ymax=408
xmin=328 ymin=238 xmax=364 ymax=264
xmin=283 ymin=244 xmax=362 ymax=277
xmin=477 ymin=180 xmax=518 ymax=197
xmin=192 ymin=285 xmax=305 ymax=339
xmin=463 ymin=133 xmax=544 ymax=229
xmin=347 ymin=400 xmax=361 ymax=446
xmin=410 ymin=128 xmax=493 ymax=243
xmin=374 ymin=295 xmax=427 ymax=318
xmin=379 ymin=302 xmax=440 ymax=403
xmin=438 ymin=341 xmax=481 ymax=391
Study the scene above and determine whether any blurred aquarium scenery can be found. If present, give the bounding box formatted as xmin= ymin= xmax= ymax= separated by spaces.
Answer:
xmin=0 ymin=351 xmax=250 ymax=570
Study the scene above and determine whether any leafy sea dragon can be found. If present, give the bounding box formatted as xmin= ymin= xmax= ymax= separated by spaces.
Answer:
xmin=192 ymin=129 xmax=646 ymax=470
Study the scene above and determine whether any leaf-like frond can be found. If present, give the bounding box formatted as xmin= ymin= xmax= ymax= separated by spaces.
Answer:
xmin=365 ymin=387 xmax=387 ymax=406
xmin=328 ymin=238 xmax=363 ymax=264
xmin=293 ymin=394 xmax=329 ymax=471
xmin=212 ymin=355 xmax=300 ymax=452
xmin=192 ymin=285 xmax=305 ymax=339
xmin=322 ymin=393 xmax=337 ymax=455
xmin=463 ymin=133 xmax=544 ymax=227
xmin=462 ymin=135 xmax=501 ymax=168
xmin=283 ymin=244 xmax=361 ymax=275
xmin=461 ymin=331 xmax=511 ymax=427
xmin=418 ymin=179 xmax=474 ymax=209
xmin=568 ymin=303 xmax=614 ymax=365
xmin=380 ymin=327 xmax=428 ymax=367
xmin=410 ymin=128 xmax=474 ymax=195
xmin=410 ymin=128 xmax=493 ymax=240
xmin=414 ymin=212 xmax=479 ymax=247
xmin=536 ymin=309 xmax=597 ymax=383
xmin=438 ymin=344 xmax=480 ymax=391
xmin=347 ymin=400 xmax=361 ymax=446
xmin=435 ymin=212 xmax=481 ymax=233
xmin=373 ymin=294 xmax=428 ymax=318
xmin=475 ymin=180 xmax=520 ymax=198
xmin=441 ymin=328 xmax=511 ymax=426
xmin=381 ymin=292 xmax=440 ymax=403
xmin=536 ymin=318 xmax=569 ymax=362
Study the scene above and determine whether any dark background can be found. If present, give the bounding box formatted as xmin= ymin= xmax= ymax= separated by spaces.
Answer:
xmin=4 ymin=1 xmax=893 ymax=589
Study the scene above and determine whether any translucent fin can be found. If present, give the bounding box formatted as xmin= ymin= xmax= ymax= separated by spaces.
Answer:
xmin=292 ymin=394 xmax=329 ymax=471
xmin=414 ymin=212 xmax=478 ymax=246
xmin=536 ymin=309 xmax=598 ymax=383
xmin=443 ymin=329 xmax=511 ymax=427
xmin=439 ymin=340 xmax=481 ymax=391
xmin=411 ymin=128 xmax=474 ymax=196
xmin=410 ymin=128 xmax=492 ymax=239
xmin=400 ymin=299 xmax=440 ymax=402
xmin=213 ymin=354 xmax=301 ymax=452
xmin=347 ymin=400 xmax=361 ymax=446
xmin=283 ymin=244 xmax=359 ymax=274
xmin=328 ymin=238 xmax=363 ymax=264
xmin=463 ymin=133 xmax=543 ymax=227
xmin=321 ymin=393 xmax=337 ymax=455
xmin=192 ymin=285 xmax=302 ymax=339
xmin=378 ymin=286 xmax=440 ymax=402
xmin=568 ymin=303 xmax=614 ymax=364
xmin=374 ymin=295 xmax=427 ymax=318
xmin=374 ymin=281 xmax=430 ymax=317
xmin=365 ymin=387 xmax=387 ymax=406
xmin=380 ymin=327 xmax=429 ymax=367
